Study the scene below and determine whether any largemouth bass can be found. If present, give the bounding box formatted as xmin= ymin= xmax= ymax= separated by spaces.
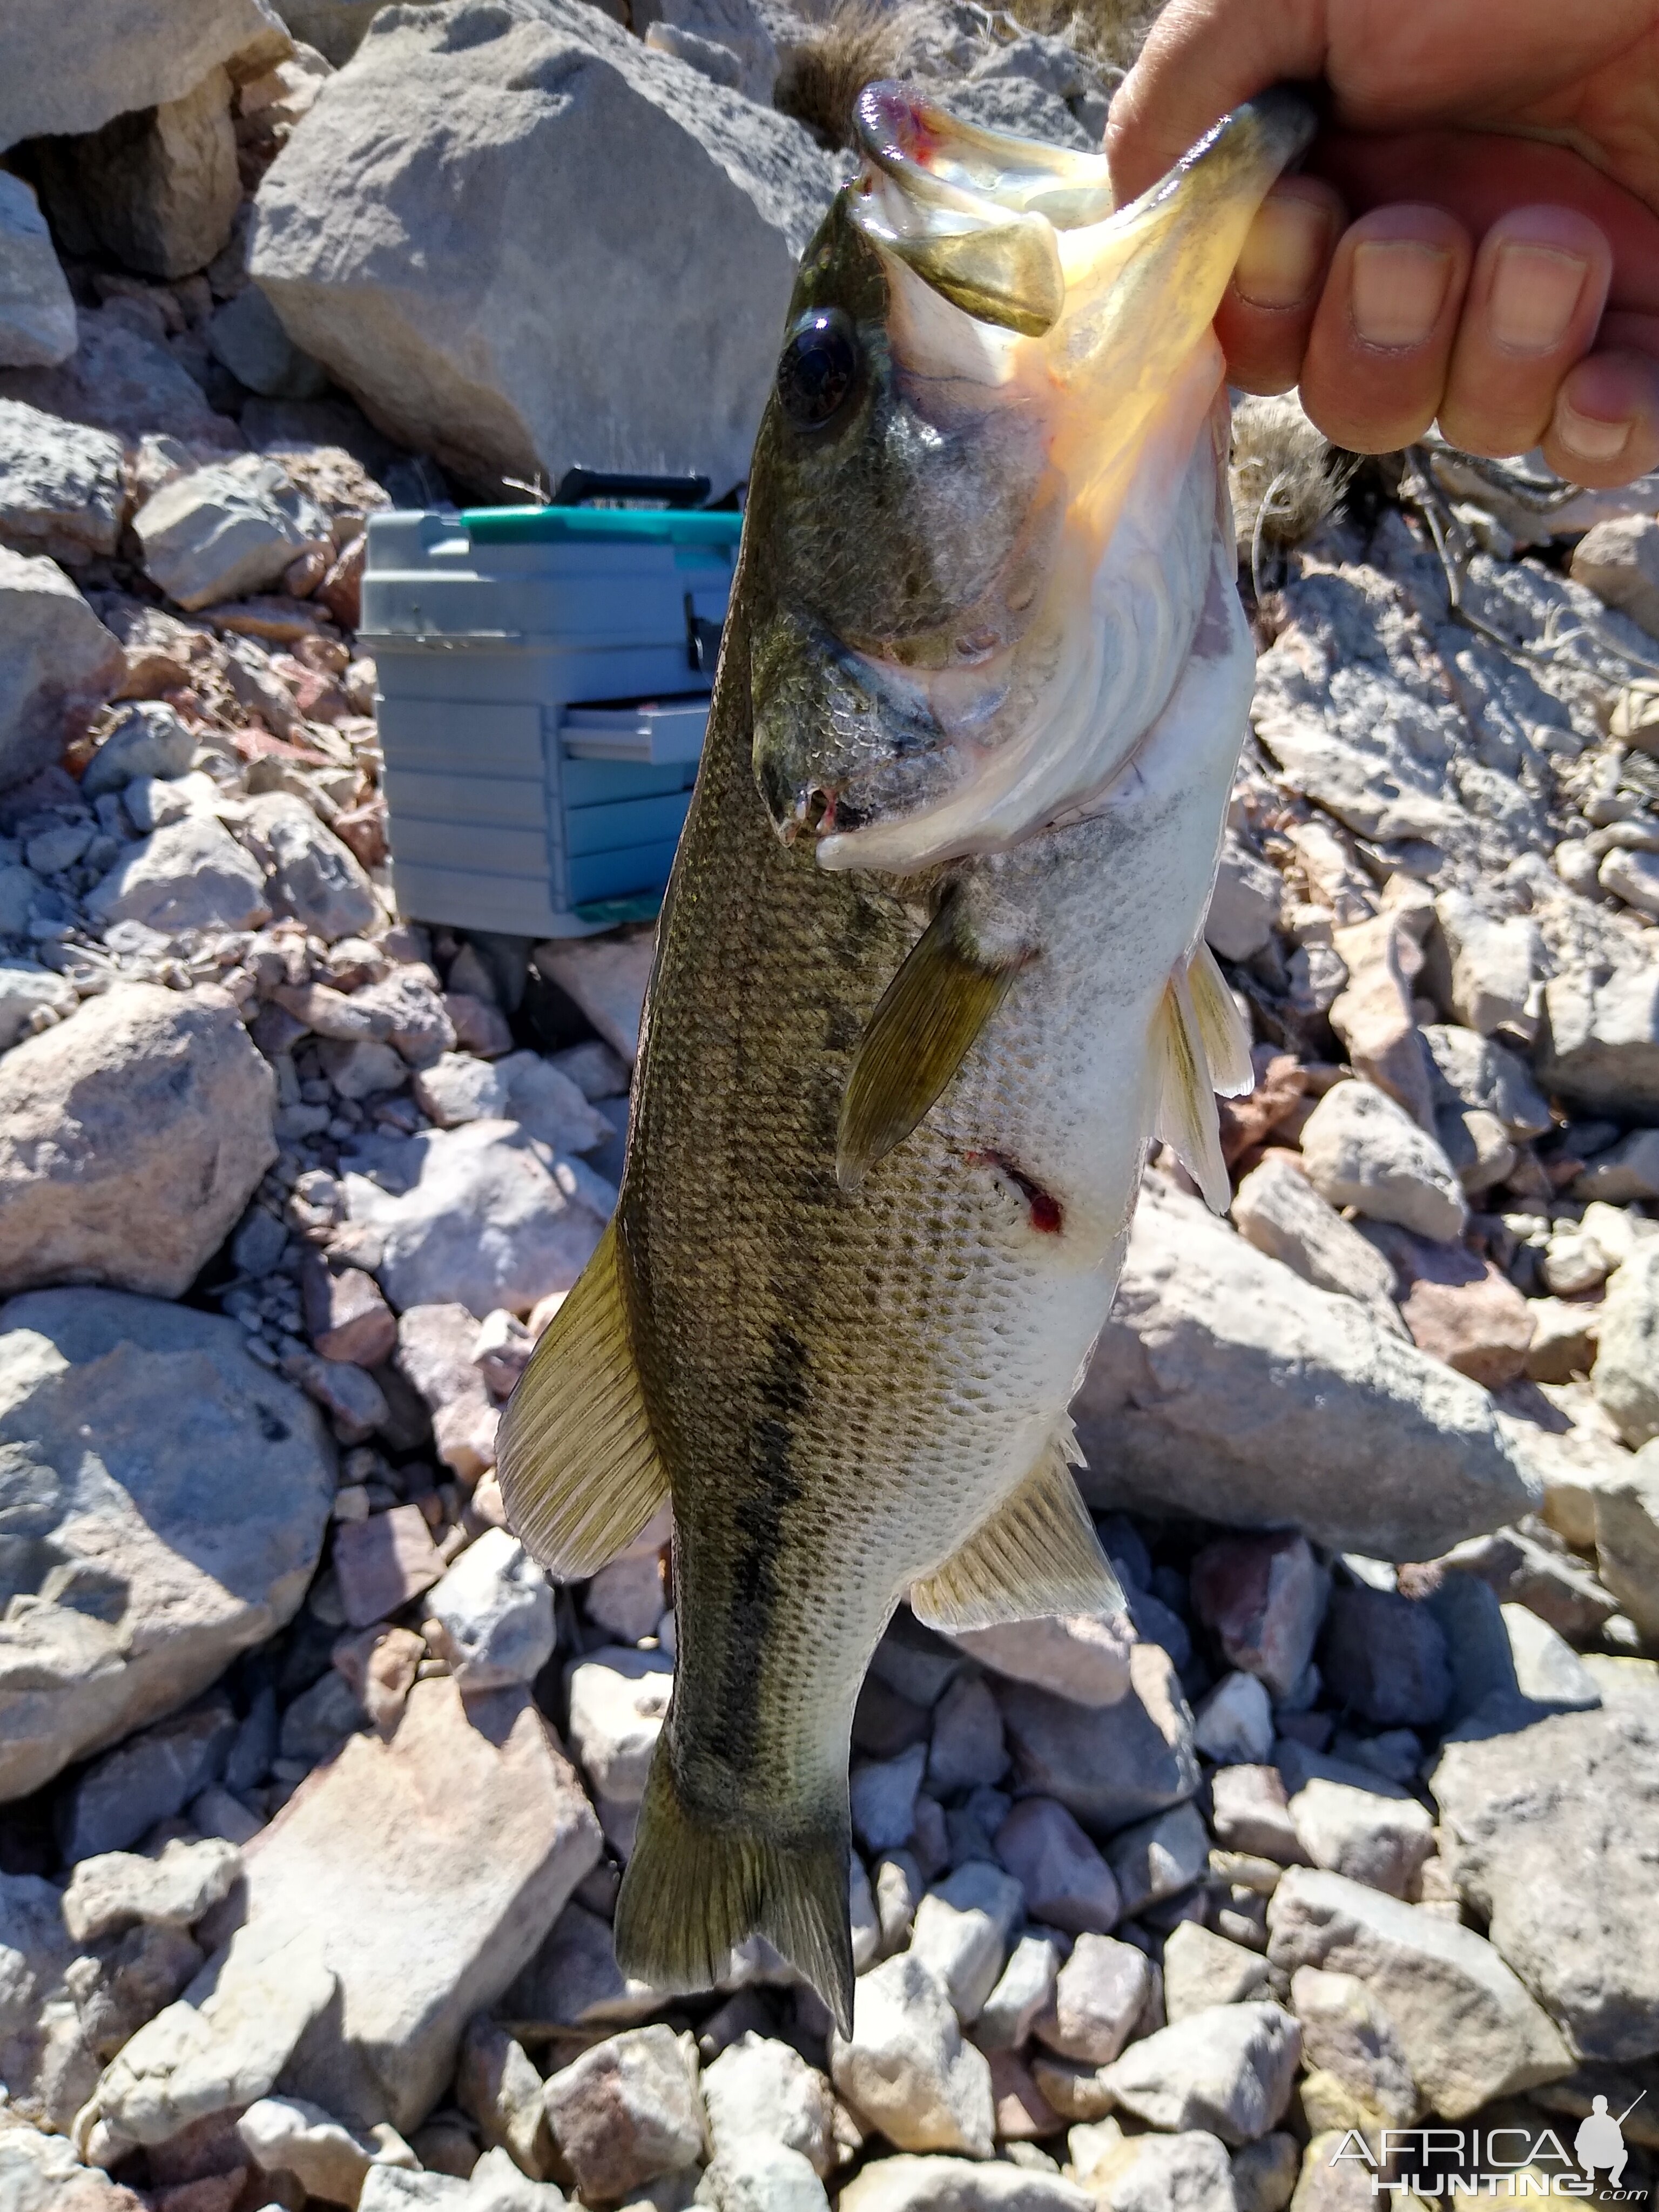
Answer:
xmin=500 ymin=80 xmax=1314 ymax=2033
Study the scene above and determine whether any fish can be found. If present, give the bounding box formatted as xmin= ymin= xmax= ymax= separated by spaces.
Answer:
xmin=498 ymin=78 xmax=1316 ymax=2034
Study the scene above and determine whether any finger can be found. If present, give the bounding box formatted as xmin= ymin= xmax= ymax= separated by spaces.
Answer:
xmin=1215 ymin=178 xmax=1345 ymax=395
xmin=1299 ymin=205 xmax=1472 ymax=451
xmin=1542 ymin=347 xmax=1659 ymax=485
xmin=1439 ymin=207 xmax=1613 ymax=458
xmin=1105 ymin=0 xmax=1327 ymax=201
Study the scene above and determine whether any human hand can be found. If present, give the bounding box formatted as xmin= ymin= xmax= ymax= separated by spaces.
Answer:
xmin=1104 ymin=0 xmax=1659 ymax=484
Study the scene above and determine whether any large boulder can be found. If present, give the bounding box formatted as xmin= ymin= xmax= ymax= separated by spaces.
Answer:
xmin=0 ymin=402 xmax=125 ymax=567
xmin=0 ymin=0 xmax=279 ymax=149
xmin=0 ymin=547 xmax=123 ymax=790
xmin=250 ymin=0 xmax=838 ymax=495
xmin=1535 ymin=963 xmax=1659 ymax=1122
xmin=133 ymin=454 xmax=331 ymax=611
xmin=0 ymin=1287 xmax=334 ymax=1802
xmin=0 ymin=177 xmax=77 ymax=370
xmin=0 ymin=985 xmax=276 ymax=1299
xmin=1073 ymin=1186 xmax=1541 ymax=1560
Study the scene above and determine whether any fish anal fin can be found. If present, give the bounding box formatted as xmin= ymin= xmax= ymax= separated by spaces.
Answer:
xmin=1153 ymin=966 xmax=1231 ymax=1215
xmin=616 ymin=1749 xmax=854 ymax=2036
xmin=909 ymin=1419 xmax=1125 ymax=1632
xmin=496 ymin=1219 xmax=670 ymax=1579
xmin=838 ymin=892 xmax=1022 ymax=1194
xmin=1189 ymin=939 xmax=1254 ymax=1097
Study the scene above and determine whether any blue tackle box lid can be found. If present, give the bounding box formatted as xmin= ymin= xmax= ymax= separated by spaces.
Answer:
xmin=460 ymin=504 xmax=744 ymax=550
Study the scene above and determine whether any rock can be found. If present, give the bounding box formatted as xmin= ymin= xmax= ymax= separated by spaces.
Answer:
xmin=1319 ymin=1587 xmax=1451 ymax=1729
xmin=1536 ymin=963 xmax=1659 ymax=1120
xmin=838 ymin=2157 xmax=1092 ymax=2211
xmin=58 ymin=1695 xmax=238 ymax=1860
xmin=1163 ymin=1924 xmax=1271 ymax=2022
xmin=1230 ymin=1156 xmax=1404 ymax=1335
xmin=1192 ymin=1535 xmax=1328 ymax=1702
xmin=455 ymin=2012 xmax=555 ymax=2181
xmin=993 ymin=1798 xmax=1120 ymax=1936
xmin=1594 ymin=1449 xmax=1659 ymax=1643
xmin=1206 ymin=838 xmax=1282 ymax=961
xmin=0 ymin=961 xmax=77 ymax=1048
xmin=532 ymin=935 xmax=653 ymax=1063
xmin=565 ymin=1647 xmax=672 ymax=1847
xmin=583 ymin=1559 xmax=665 ymax=1653
xmin=1327 ymin=911 xmax=1436 ymax=1129
xmin=1593 ymin=1247 xmax=1659 ymax=1447
xmin=238 ymin=2094 xmax=416 ymax=2206
xmin=1073 ymin=1186 xmax=1539 ymax=1559
xmin=909 ymin=1861 xmax=1023 ymax=2024
xmin=0 ymin=1287 xmax=330 ymax=1802
xmin=425 ymin=1527 xmax=555 ymax=1690
xmin=1033 ymin=1933 xmax=1150 ymax=2065
xmin=332 ymin=1503 xmax=446 ymax=1628
xmin=63 ymin=1839 xmax=240 ymax=1945
xmin=1600 ymin=845 xmax=1659 ymax=915
xmin=323 ymin=1037 xmax=408 ymax=1101
xmin=1431 ymin=1666 xmax=1659 ymax=2061
xmin=851 ymin=1743 xmax=928 ymax=1852
xmin=414 ymin=1052 xmax=509 ymax=1128
xmin=1193 ymin=1673 xmax=1276 ymax=1766
xmin=181 ymin=1679 xmax=597 ymax=2134
xmin=0 ymin=546 xmax=123 ymax=788
xmin=1421 ymin=1023 xmax=1552 ymax=1145
xmin=341 ymin=1122 xmax=608 ymax=1317
xmin=1571 ymin=515 xmax=1659 ymax=638
xmin=33 ymin=68 xmax=240 ymax=282
xmin=81 ymin=699 xmax=196 ymax=794
xmin=302 ymin=1257 xmax=397 ymax=1366
xmin=1101 ymin=2003 xmax=1301 ymax=2146
xmin=1074 ymin=2132 xmax=1238 ymax=2212
xmin=1283 ymin=1766 xmax=1435 ymax=1900
xmin=1427 ymin=892 xmax=1542 ymax=1041
xmin=254 ymin=0 xmax=834 ymax=494
xmin=500 ymin=1901 xmax=666 ymax=2035
xmin=1299 ymin=1081 xmax=1466 ymax=1242
xmin=207 ymin=284 xmax=328 ymax=401
xmin=1266 ymin=1865 xmax=1574 ymax=2115
xmin=977 ymin=1932 xmax=1061 ymax=2053
xmin=1106 ymin=1802 xmax=1211 ymax=1917
xmin=1575 ymin=1127 xmax=1659 ymax=1202
xmin=0 ymin=2119 xmax=145 ymax=2211
xmin=1210 ymin=1768 xmax=1304 ymax=1866
xmin=996 ymin=1641 xmax=1199 ymax=1832
xmin=0 ymin=986 xmax=276 ymax=1297
xmin=0 ymin=402 xmax=123 ymax=567
xmin=943 ymin=1613 xmax=1134 ymax=1709
xmin=134 ymin=455 xmax=329 ymax=612
xmin=87 ymin=817 xmax=272 ymax=935
xmin=0 ymin=178 xmax=76 ymax=370
xmin=238 ymin=788 xmax=380 ymax=940
xmin=499 ymin=1051 xmax=616 ymax=1155
xmin=543 ymin=2023 xmax=703 ymax=2202
xmin=1391 ymin=1240 xmax=1535 ymax=1389
xmin=1290 ymin=1966 xmax=1418 ymax=2128
xmin=830 ymin=1951 xmax=994 ymax=2157
xmin=344 ymin=965 xmax=456 ymax=1065
xmin=0 ymin=304 xmax=239 ymax=452
xmin=701 ymin=2141 xmax=829 ymax=2212
xmin=279 ymin=1662 xmax=368 ymax=1764
xmin=644 ymin=0 xmax=777 ymax=102
xmin=926 ymin=1674 xmax=1009 ymax=1796
xmin=0 ymin=0 xmax=279 ymax=149
xmin=700 ymin=2031 xmax=834 ymax=2175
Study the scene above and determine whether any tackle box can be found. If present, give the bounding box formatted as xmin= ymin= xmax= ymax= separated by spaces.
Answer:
xmin=359 ymin=493 xmax=743 ymax=937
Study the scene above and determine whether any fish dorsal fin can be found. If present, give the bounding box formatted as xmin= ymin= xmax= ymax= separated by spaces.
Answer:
xmin=496 ymin=1218 xmax=670 ymax=1578
xmin=838 ymin=891 xmax=1022 ymax=1195
xmin=1152 ymin=960 xmax=1231 ymax=1213
xmin=909 ymin=1417 xmax=1125 ymax=1631
xmin=1188 ymin=940 xmax=1254 ymax=1098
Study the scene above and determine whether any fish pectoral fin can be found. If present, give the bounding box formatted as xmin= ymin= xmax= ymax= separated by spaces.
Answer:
xmin=616 ymin=1749 xmax=855 ymax=2037
xmin=908 ymin=1417 xmax=1125 ymax=1631
xmin=838 ymin=891 xmax=1022 ymax=1195
xmin=1188 ymin=940 xmax=1254 ymax=1097
xmin=1152 ymin=961 xmax=1232 ymax=1215
xmin=495 ymin=1218 xmax=670 ymax=1579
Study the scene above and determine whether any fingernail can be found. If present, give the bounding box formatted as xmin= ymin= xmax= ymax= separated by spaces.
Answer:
xmin=1488 ymin=242 xmax=1589 ymax=352
xmin=1235 ymin=195 xmax=1328 ymax=310
xmin=1350 ymin=240 xmax=1454 ymax=348
xmin=1555 ymin=395 xmax=1630 ymax=463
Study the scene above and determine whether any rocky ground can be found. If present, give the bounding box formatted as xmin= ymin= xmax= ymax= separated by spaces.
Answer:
xmin=2 ymin=3 xmax=1659 ymax=2211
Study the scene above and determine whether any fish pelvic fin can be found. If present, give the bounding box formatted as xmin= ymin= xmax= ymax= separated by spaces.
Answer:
xmin=1188 ymin=940 xmax=1253 ymax=1097
xmin=909 ymin=1416 xmax=1125 ymax=1631
xmin=495 ymin=1218 xmax=670 ymax=1579
xmin=1152 ymin=957 xmax=1231 ymax=1214
xmin=838 ymin=889 xmax=1022 ymax=1195
xmin=616 ymin=1748 xmax=855 ymax=2037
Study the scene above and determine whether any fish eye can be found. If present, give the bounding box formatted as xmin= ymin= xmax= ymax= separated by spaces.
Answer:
xmin=776 ymin=308 xmax=859 ymax=431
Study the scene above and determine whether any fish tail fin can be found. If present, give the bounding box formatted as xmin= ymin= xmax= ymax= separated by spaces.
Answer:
xmin=615 ymin=1749 xmax=854 ymax=2036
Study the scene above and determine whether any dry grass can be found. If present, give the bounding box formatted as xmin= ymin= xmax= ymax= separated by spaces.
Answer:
xmin=1230 ymin=393 xmax=1352 ymax=582
xmin=773 ymin=0 xmax=907 ymax=150
xmin=1003 ymin=0 xmax=1166 ymax=77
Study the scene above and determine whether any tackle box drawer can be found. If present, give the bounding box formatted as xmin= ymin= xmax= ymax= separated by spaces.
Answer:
xmin=362 ymin=500 xmax=740 ymax=938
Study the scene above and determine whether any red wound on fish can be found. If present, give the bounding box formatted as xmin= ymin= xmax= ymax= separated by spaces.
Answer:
xmin=967 ymin=1149 xmax=1064 ymax=1233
